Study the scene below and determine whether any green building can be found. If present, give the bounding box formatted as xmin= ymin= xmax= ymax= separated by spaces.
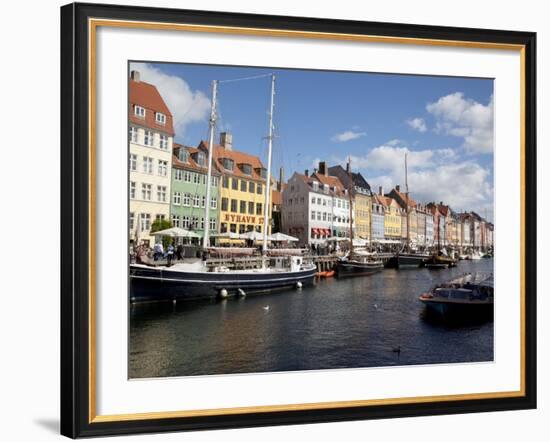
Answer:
xmin=170 ymin=144 xmax=220 ymax=241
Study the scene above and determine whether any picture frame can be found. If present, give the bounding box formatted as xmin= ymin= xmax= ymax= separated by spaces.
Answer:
xmin=60 ymin=2 xmax=537 ymax=438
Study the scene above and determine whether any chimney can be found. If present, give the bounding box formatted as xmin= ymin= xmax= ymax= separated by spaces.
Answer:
xmin=396 ymin=184 xmax=400 ymax=192
xmin=346 ymin=162 xmax=350 ymax=173
xmin=130 ymin=70 xmax=140 ymax=82
xmin=219 ymin=132 xmax=233 ymax=151
xmin=278 ymin=167 xmax=284 ymax=191
xmin=318 ymin=161 xmax=327 ymax=176
xmin=379 ymin=186 xmax=383 ymax=196
xmin=313 ymin=168 xmax=318 ymax=175
xmin=304 ymin=169 xmax=309 ymax=177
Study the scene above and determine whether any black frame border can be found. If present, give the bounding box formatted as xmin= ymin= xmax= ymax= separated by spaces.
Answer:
xmin=60 ymin=2 xmax=537 ymax=438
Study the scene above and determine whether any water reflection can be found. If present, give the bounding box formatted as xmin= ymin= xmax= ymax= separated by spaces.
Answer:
xmin=129 ymin=259 xmax=494 ymax=378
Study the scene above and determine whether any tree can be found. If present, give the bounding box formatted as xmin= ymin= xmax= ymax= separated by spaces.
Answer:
xmin=150 ymin=218 xmax=172 ymax=249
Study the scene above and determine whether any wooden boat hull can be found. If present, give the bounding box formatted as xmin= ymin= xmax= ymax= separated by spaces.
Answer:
xmin=130 ymin=265 xmax=316 ymax=303
xmin=336 ymin=261 xmax=384 ymax=277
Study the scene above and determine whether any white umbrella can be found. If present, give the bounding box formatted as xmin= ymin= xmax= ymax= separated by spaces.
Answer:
xmin=240 ymin=230 xmax=265 ymax=241
xmin=212 ymin=231 xmax=242 ymax=239
xmin=326 ymin=236 xmax=347 ymax=242
xmin=269 ymin=232 xmax=299 ymax=242
xmin=152 ymin=227 xmax=200 ymax=238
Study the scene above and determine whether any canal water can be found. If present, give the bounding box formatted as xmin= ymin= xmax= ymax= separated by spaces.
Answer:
xmin=129 ymin=259 xmax=494 ymax=378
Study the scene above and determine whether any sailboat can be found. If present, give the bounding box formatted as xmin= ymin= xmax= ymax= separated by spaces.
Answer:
xmin=395 ymin=153 xmax=430 ymax=268
xmin=336 ymin=159 xmax=384 ymax=277
xmin=130 ymin=75 xmax=316 ymax=302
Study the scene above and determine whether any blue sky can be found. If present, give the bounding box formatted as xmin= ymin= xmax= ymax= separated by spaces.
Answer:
xmin=130 ymin=62 xmax=494 ymax=221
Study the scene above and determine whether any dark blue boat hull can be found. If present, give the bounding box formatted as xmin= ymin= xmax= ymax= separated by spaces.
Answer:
xmin=129 ymin=265 xmax=316 ymax=302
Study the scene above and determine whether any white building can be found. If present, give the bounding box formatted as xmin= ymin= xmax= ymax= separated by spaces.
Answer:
xmin=282 ymin=170 xmax=351 ymax=246
xmin=129 ymin=70 xmax=174 ymax=246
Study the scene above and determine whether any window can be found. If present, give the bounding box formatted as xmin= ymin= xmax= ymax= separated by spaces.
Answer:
xmin=241 ymin=164 xmax=252 ymax=175
xmin=142 ymin=156 xmax=153 ymax=174
xmin=232 ymin=178 xmax=238 ymax=190
xmin=129 ymin=126 xmax=138 ymax=143
xmin=323 ymin=199 xmax=327 ymax=206
xmin=220 ymin=223 xmax=227 ymax=233
xmin=182 ymin=216 xmax=190 ymax=229
xmin=129 ymin=212 xmax=134 ymax=230
xmin=257 ymin=183 xmax=262 ymax=195
xmin=211 ymin=176 xmax=218 ymax=187
xmin=159 ymin=134 xmax=168 ymax=150
xmin=221 ymin=158 xmax=234 ymax=171
xmin=209 ymin=218 xmax=216 ymax=230
xmin=130 ymin=181 xmax=136 ymax=199
xmin=174 ymin=169 xmax=183 ymax=181
xmin=241 ymin=180 xmax=247 ymax=192
xmin=221 ymin=198 xmax=228 ymax=211
xmin=202 ymin=175 xmax=206 ymax=185
xmin=222 ymin=176 xmax=229 ymax=188
xmin=200 ymin=218 xmax=205 ymax=229
xmin=182 ymin=193 xmax=191 ymax=206
xmin=141 ymin=183 xmax=152 ymax=200
xmin=201 ymin=196 xmax=206 ymax=208
xmin=193 ymin=194 xmax=200 ymax=207
xmin=157 ymin=186 xmax=167 ymax=202
xmin=155 ymin=112 xmax=166 ymax=124
xmin=231 ymin=199 xmax=238 ymax=213
xmin=256 ymin=203 xmax=262 ymax=215
xmin=317 ymin=212 xmax=322 ymax=221
xmin=144 ymin=130 xmax=153 ymax=146
xmin=139 ymin=213 xmax=150 ymax=232
xmin=311 ymin=196 xmax=316 ymax=204
xmin=134 ymin=105 xmax=145 ymax=118
xmin=317 ymin=198 xmax=321 ymax=205
xmin=178 ymin=148 xmax=189 ymax=163
xmin=173 ymin=192 xmax=181 ymax=205
xmin=230 ymin=223 xmax=237 ymax=233
xmin=248 ymin=201 xmax=254 ymax=214
xmin=183 ymin=171 xmax=192 ymax=183
xmin=210 ymin=197 xmax=217 ymax=209
xmin=239 ymin=224 xmax=246 ymax=234
xmin=312 ymin=181 xmax=319 ymax=191
xmin=323 ymin=212 xmax=327 ymax=221
xmin=249 ymin=181 xmax=255 ymax=193
xmin=191 ymin=217 xmax=199 ymax=229
xmin=311 ymin=211 xmax=315 ymax=220
xmin=196 ymin=152 xmax=206 ymax=167
xmin=240 ymin=201 xmax=246 ymax=214
xmin=193 ymin=173 xmax=200 ymax=184
xmin=157 ymin=160 xmax=167 ymax=176
xmin=172 ymin=215 xmax=180 ymax=228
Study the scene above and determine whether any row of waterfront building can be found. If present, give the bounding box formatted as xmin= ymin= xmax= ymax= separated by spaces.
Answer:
xmin=128 ymin=70 xmax=494 ymax=250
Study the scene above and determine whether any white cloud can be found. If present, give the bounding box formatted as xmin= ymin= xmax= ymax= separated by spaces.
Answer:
xmin=387 ymin=138 xmax=404 ymax=146
xmin=427 ymin=92 xmax=493 ymax=154
xmin=130 ymin=62 xmax=211 ymax=136
xmin=331 ymin=143 xmax=492 ymax=217
xmin=406 ymin=117 xmax=427 ymax=133
xmin=331 ymin=130 xmax=367 ymax=142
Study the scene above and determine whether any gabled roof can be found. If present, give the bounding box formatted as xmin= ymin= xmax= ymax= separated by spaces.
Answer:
xmin=129 ymin=79 xmax=174 ymax=136
xmin=291 ymin=172 xmax=346 ymax=198
xmin=198 ymin=141 xmax=267 ymax=182
xmin=391 ymin=189 xmax=417 ymax=208
xmin=172 ymin=144 xmax=221 ymax=175
xmin=327 ymin=165 xmax=372 ymax=195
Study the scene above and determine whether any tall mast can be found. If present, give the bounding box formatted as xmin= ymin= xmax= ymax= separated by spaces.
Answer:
xmin=262 ymin=74 xmax=276 ymax=253
xmin=405 ymin=152 xmax=410 ymax=253
xmin=347 ymin=157 xmax=354 ymax=257
xmin=202 ymin=80 xmax=218 ymax=249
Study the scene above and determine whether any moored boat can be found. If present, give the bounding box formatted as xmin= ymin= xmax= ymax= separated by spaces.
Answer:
xmin=419 ymin=273 xmax=493 ymax=318
xmin=336 ymin=256 xmax=384 ymax=277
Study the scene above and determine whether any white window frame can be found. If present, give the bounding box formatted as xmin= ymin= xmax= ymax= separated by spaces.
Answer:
xmin=173 ymin=192 xmax=181 ymax=206
xmin=155 ymin=112 xmax=166 ymax=124
xmin=144 ymin=130 xmax=153 ymax=147
xmin=159 ymin=134 xmax=168 ymax=150
xmin=129 ymin=126 xmax=138 ymax=143
xmin=157 ymin=160 xmax=168 ymax=177
xmin=141 ymin=183 xmax=152 ymax=200
xmin=157 ymin=185 xmax=167 ymax=202
xmin=134 ymin=105 xmax=145 ymax=118
xmin=130 ymin=181 xmax=136 ymax=199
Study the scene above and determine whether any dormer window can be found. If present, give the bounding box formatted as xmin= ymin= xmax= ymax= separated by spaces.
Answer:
xmin=255 ymin=167 xmax=267 ymax=179
xmin=155 ymin=112 xmax=166 ymax=124
xmin=134 ymin=105 xmax=145 ymax=118
xmin=240 ymin=164 xmax=252 ymax=175
xmin=323 ymin=184 xmax=329 ymax=194
xmin=178 ymin=148 xmax=189 ymax=163
xmin=221 ymin=158 xmax=234 ymax=171
xmin=312 ymin=181 xmax=319 ymax=191
xmin=332 ymin=186 xmax=337 ymax=193
xmin=196 ymin=151 xmax=206 ymax=167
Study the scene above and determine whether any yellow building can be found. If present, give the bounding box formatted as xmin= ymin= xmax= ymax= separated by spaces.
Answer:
xmin=199 ymin=133 xmax=271 ymax=240
xmin=354 ymin=193 xmax=372 ymax=240
xmin=379 ymin=196 xmax=402 ymax=239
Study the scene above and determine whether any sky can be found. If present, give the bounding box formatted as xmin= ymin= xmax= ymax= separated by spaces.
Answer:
xmin=130 ymin=61 xmax=494 ymax=221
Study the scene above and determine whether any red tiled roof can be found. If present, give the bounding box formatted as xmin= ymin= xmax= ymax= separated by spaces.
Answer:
xmin=172 ymin=144 xmax=221 ymax=175
xmin=129 ymin=79 xmax=174 ymax=136
xmin=271 ymin=189 xmax=282 ymax=206
xmin=198 ymin=141 xmax=267 ymax=182
xmin=294 ymin=173 xmax=346 ymax=198
xmin=395 ymin=190 xmax=417 ymax=208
